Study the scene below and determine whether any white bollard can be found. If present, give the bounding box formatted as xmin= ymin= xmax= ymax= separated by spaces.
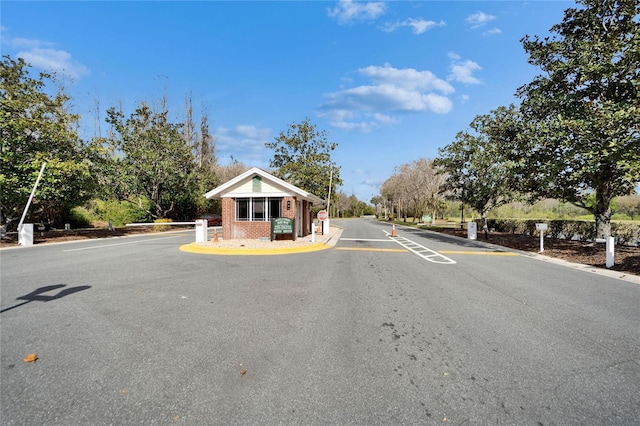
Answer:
xmin=467 ymin=222 xmax=477 ymax=240
xmin=606 ymin=237 xmax=615 ymax=268
xmin=195 ymin=219 xmax=207 ymax=244
xmin=18 ymin=224 xmax=34 ymax=246
xmin=311 ymin=223 xmax=316 ymax=243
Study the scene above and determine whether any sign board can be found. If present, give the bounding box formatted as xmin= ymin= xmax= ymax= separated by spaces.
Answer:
xmin=535 ymin=223 xmax=548 ymax=231
xmin=317 ymin=210 xmax=328 ymax=221
xmin=271 ymin=217 xmax=295 ymax=241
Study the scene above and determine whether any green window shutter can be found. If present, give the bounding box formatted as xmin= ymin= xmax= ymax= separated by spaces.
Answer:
xmin=252 ymin=176 xmax=262 ymax=192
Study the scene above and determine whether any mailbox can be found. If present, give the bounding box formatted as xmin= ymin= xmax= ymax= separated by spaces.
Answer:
xmin=535 ymin=223 xmax=548 ymax=231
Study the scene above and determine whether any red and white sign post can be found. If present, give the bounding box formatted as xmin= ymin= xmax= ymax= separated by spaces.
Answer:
xmin=317 ymin=210 xmax=329 ymax=235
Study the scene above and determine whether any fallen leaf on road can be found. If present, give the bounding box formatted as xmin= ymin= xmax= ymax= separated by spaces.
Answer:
xmin=240 ymin=369 xmax=247 ymax=376
xmin=23 ymin=353 xmax=38 ymax=362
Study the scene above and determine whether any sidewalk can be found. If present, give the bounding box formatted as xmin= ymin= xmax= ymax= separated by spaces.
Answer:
xmin=179 ymin=226 xmax=343 ymax=255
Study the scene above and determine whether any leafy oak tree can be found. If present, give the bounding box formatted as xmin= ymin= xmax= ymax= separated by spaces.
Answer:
xmin=103 ymin=101 xmax=198 ymax=219
xmin=0 ymin=55 xmax=93 ymax=230
xmin=515 ymin=0 xmax=640 ymax=238
xmin=435 ymin=106 xmax=520 ymax=238
xmin=266 ymin=118 xmax=342 ymax=202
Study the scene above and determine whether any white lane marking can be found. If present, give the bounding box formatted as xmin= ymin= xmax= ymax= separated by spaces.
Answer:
xmin=340 ymin=238 xmax=397 ymax=242
xmin=383 ymin=230 xmax=456 ymax=264
xmin=63 ymin=235 xmax=181 ymax=252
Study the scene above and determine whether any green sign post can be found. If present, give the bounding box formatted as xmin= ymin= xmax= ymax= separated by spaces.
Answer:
xmin=271 ymin=217 xmax=295 ymax=241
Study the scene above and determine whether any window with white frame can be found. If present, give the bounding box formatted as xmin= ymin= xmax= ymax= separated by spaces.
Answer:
xmin=236 ymin=197 xmax=283 ymax=221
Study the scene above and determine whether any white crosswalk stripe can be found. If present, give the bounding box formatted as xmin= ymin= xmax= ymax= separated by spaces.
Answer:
xmin=383 ymin=230 xmax=456 ymax=264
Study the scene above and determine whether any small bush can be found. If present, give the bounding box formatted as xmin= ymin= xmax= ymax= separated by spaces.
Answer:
xmin=612 ymin=222 xmax=640 ymax=246
xmin=153 ymin=218 xmax=173 ymax=232
xmin=611 ymin=213 xmax=632 ymax=221
xmin=69 ymin=206 xmax=95 ymax=229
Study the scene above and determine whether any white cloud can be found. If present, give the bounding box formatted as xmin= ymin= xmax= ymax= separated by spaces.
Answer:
xmin=318 ymin=63 xmax=453 ymax=133
xmin=465 ymin=11 xmax=497 ymax=29
xmin=483 ymin=27 xmax=502 ymax=36
xmin=215 ymin=125 xmax=272 ymax=166
xmin=2 ymin=30 xmax=90 ymax=80
xmin=447 ymin=54 xmax=482 ymax=85
xmin=382 ymin=18 xmax=445 ymax=35
xmin=12 ymin=37 xmax=53 ymax=49
xmin=359 ymin=63 xmax=455 ymax=94
xmin=17 ymin=48 xmax=90 ymax=80
xmin=328 ymin=0 xmax=386 ymax=25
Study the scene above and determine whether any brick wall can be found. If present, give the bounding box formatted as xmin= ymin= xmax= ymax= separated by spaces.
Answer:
xmin=221 ymin=196 xmax=298 ymax=240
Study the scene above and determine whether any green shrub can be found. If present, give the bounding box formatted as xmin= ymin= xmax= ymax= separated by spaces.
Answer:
xmin=480 ymin=217 xmax=636 ymax=246
xmin=153 ymin=218 xmax=173 ymax=231
xmin=548 ymin=220 xmax=565 ymax=239
xmin=68 ymin=206 xmax=95 ymax=228
xmin=612 ymin=222 xmax=640 ymax=246
xmin=92 ymin=199 xmax=150 ymax=227
xmin=71 ymin=199 xmax=152 ymax=228
xmin=611 ymin=213 xmax=632 ymax=221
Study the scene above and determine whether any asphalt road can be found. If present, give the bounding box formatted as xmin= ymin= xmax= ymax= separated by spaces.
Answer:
xmin=1 ymin=219 xmax=638 ymax=425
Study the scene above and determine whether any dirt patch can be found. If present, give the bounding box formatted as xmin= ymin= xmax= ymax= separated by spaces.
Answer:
xmin=430 ymin=228 xmax=639 ymax=277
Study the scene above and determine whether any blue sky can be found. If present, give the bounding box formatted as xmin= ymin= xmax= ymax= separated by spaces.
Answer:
xmin=2 ymin=0 xmax=573 ymax=203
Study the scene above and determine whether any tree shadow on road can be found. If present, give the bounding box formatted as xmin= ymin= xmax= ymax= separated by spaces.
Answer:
xmin=0 ymin=284 xmax=91 ymax=314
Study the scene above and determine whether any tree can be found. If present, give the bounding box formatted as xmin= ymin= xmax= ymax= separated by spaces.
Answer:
xmin=182 ymin=96 xmax=218 ymax=216
xmin=334 ymin=190 xmax=350 ymax=217
xmin=213 ymin=158 xmax=249 ymax=184
xmin=266 ymin=118 xmax=342 ymax=202
xmin=398 ymin=158 xmax=447 ymax=223
xmin=515 ymin=0 xmax=640 ymax=238
xmin=435 ymin=107 xmax=519 ymax=238
xmin=614 ymin=194 xmax=640 ymax=219
xmin=0 ymin=55 xmax=93 ymax=230
xmin=104 ymin=100 xmax=198 ymax=219
xmin=370 ymin=195 xmax=384 ymax=217
xmin=380 ymin=172 xmax=406 ymax=220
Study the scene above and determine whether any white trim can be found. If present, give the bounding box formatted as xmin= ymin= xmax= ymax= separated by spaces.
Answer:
xmin=220 ymin=191 xmax=295 ymax=198
xmin=204 ymin=167 xmax=324 ymax=205
xmin=235 ymin=196 xmax=283 ymax=222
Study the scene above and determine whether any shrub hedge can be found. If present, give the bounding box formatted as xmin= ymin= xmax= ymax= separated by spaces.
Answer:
xmin=480 ymin=219 xmax=639 ymax=246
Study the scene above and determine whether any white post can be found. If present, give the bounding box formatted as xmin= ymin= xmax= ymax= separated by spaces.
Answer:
xmin=606 ymin=237 xmax=615 ymax=268
xmin=311 ymin=223 xmax=316 ymax=243
xmin=535 ymin=223 xmax=548 ymax=253
xmin=17 ymin=162 xmax=46 ymax=245
xmin=19 ymin=224 xmax=34 ymax=246
xmin=195 ymin=219 xmax=207 ymax=243
xmin=467 ymin=222 xmax=477 ymax=240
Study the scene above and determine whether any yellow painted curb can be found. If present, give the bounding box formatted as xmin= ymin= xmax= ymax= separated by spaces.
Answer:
xmin=179 ymin=242 xmax=332 ymax=256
